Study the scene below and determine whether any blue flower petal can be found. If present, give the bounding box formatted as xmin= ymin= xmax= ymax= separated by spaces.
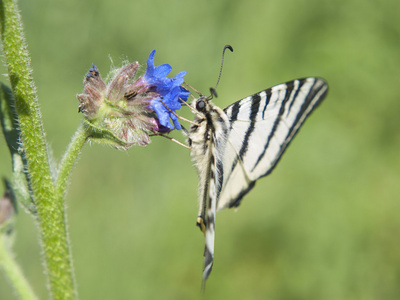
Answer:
xmin=150 ymin=100 xmax=173 ymax=129
xmin=143 ymin=50 xmax=190 ymax=130
xmin=153 ymin=64 xmax=172 ymax=78
xmin=144 ymin=50 xmax=172 ymax=84
xmin=170 ymin=113 xmax=182 ymax=130
xmin=178 ymin=86 xmax=190 ymax=101
xmin=145 ymin=50 xmax=156 ymax=72
xmin=173 ymin=71 xmax=187 ymax=83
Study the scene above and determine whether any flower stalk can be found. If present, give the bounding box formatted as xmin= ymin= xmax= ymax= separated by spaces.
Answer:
xmin=56 ymin=122 xmax=88 ymax=199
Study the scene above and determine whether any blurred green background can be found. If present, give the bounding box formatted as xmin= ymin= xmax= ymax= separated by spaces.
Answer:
xmin=1 ymin=0 xmax=400 ymax=299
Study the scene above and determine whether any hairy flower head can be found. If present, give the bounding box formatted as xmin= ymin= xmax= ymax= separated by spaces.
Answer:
xmin=77 ymin=50 xmax=190 ymax=149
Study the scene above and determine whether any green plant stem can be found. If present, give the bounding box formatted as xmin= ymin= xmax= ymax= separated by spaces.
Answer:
xmin=0 ymin=0 xmax=78 ymax=298
xmin=56 ymin=122 xmax=88 ymax=199
xmin=0 ymin=234 xmax=38 ymax=300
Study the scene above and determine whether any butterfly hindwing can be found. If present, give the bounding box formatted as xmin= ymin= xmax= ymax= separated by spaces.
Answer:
xmin=202 ymin=134 xmax=218 ymax=288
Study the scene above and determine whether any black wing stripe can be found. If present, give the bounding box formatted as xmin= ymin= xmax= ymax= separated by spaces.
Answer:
xmin=227 ymin=94 xmax=261 ymax=176
xmin=261 ymin=91 xmax=270 ymax=119
xmin=228 ymin=181 xmax=256 ymax=208
xmin=286 ymin=79 xmax=302 ymax=116
xmin=229 ymin=101 xmax=241 ymax=124
xmin=238 ymin=94 xmax=261 ymax=157
xmin=214 ymin=115 xmax=229 ymax=201
xmin=216 ymin=158 xmax=224 ymax=199
xmin=258 ymin=79 xmax=327 ymax=178
xmin=251 ymin=81 xmax=295 ymax=172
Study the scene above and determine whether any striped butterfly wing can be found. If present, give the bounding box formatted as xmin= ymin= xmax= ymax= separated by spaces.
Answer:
xmin=201 ymin=134 xmax=218 ymax=291
xmin=190 ymin=77 xmax=328 ymax=289
xmin=216 ymin=77 xmax=328 ymax=211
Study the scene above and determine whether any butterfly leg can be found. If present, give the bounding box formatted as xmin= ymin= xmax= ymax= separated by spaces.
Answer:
xmin=160 ymin=100 xmax=200 ymax=126
xmin=151 ymin=133 xmax=191 ymax=149
xmin=196 ymin=216 xmax=206 ymax=234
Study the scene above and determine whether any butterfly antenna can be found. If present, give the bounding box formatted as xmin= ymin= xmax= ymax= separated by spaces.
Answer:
xmin=214 ymin=45 xmax=233 ymax=91
xmin=209 ymin=87 xmax=218 ymax=99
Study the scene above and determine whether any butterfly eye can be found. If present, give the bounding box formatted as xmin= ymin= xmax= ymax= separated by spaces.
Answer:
xmin=196 ymin=100 xmax=206 ymax=112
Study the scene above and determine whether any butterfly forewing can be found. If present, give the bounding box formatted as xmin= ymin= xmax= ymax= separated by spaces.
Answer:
xmin=216 ymin=77 xmax=328 ymax=210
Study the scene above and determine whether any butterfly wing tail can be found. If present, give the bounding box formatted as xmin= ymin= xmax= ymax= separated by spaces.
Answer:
xmin=202 ymin=222 xmax=215 ymax=291
xmin=201 ymin=139 xmax=218 ymax=291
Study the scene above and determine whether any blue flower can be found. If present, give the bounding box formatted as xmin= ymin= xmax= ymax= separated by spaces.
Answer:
xmin=143 ymin=50 xmax=190 ymax=130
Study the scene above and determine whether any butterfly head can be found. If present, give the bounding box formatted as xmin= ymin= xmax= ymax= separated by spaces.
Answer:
xmin=191 ymin=95 xmax=212 ymax=116
xmin=191 ymin=85 xmax=219 ymax=117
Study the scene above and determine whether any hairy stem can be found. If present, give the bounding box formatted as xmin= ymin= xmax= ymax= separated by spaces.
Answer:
xmin=56 ymin=122 xmax=88 ymax=200
xmin=0 ymin=234 xmax=39 ymax=300
xmin=0 ymin=0 xmax=77 ymax=298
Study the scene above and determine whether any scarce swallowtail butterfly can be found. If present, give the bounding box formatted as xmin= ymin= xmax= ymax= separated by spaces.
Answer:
xmin=184 ymin=75 xmax=328 ymax=289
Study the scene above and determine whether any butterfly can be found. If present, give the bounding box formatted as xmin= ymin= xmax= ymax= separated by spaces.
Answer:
xmin=183 ymin=76 xmax=328 ymax=289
